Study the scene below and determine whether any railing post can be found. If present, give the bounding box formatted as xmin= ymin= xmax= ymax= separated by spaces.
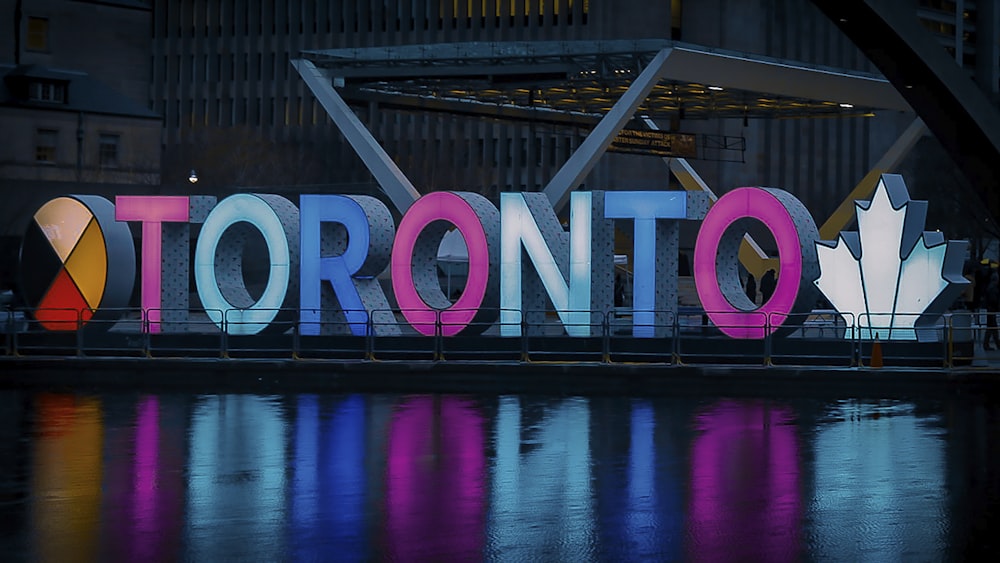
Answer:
xmin=764 ymin=312 xmax=772 ymax=366
xmin=76 ymin=309 xmax=84 ymax=357
xmin=12 ymin=309 xmax=20 ymax=357
xmin=292 ymin=317 xmax=301 ymax=360
xmin=434 ymin=310 xmax=444 ymax=361
xmin=3 ymin=310 xmax=10 ymax=356
xmin=4 ymin=309 xmax=14 ymax=356
xmin=602 ymin=312 xmax=611 ymax=364
xmin=365 ymin=311 xmax=375 ymax=361
xmin=143 ymin=309 xmax=151 ymax=358
xmin=672 ymin=312 xmax=681 ymax=365
xmin=945 ymin=315 xmax=953 ymax=369
xmin=853 ymin=316 xmax=861 ymax=367
xmin=520 ymin=315 xmax=529 ymax=362
xmin=220 ymin=309 xmax=229 ymax=359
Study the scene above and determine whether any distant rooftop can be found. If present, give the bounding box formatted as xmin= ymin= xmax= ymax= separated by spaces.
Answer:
xmin=76 ymin=0 xmax=152 ymax=10
xmin=0 ymin=64 xmax=160 ymax=120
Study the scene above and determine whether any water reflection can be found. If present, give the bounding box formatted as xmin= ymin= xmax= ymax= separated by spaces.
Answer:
xmin=2 ymin=387 xmax=997 ymax=560
xmin=386 ymin=396 xmax=485 ymax=561
xmin=187 ymin=395 xmax=287 ymax=561
xmin=101 ymin=395 xmax=184 ymax=563
xmin=809 ymin=401 xmax=948 ymax=560
xmin=593 ymin=399 xmax=684 ymax=561
xmin=290 ymin=395 xmax=367 ymax=561
xmin=489 ymin=397 xmax=595 ymax=560
xmin=31 ymin=394 xmax=102 ymax=563
xmin=688 ymin=400 xmax=801 ymax=562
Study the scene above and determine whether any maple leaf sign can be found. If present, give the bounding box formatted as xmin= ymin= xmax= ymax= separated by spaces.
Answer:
xmin=813 ymin=174 xmax=968 ymax=341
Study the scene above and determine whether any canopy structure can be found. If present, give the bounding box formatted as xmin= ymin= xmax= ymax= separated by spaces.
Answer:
xmin=294 ymin=40 xmax=910 ymax=215
xmin=300 ymin=39 xmax=909 ymax=126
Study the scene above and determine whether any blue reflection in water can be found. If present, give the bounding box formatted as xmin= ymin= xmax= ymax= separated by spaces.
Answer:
xmin=628 ymin=400 xmax=681 ymax=560
xmin=187 ymin=395 xmax=288 ymax=561
xmin=290 ymin=394 xmax=367 ymax=561
xmin=291 ymin=395 xmax=319 ymax=547
xmin=594 ymin=399 xmax=684 ymax=561
xmin=809 ymin=401 xmax=948 ymax=560
xmin=487 ymin=396 xmax=595 ymax=561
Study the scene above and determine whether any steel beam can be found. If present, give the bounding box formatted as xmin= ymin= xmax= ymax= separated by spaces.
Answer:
xmin=292 ymin=59 xmax=421 ymax=213
xmin=543 ymin=48 xmax=674 ymax=211
xmin=338 ymin=85 xmax=603 ymax=128
xmin=813 ymin=0 xmax=1000 ymax=223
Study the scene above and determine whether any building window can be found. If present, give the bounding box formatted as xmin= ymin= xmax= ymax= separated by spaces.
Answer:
xmin=36 ymin=129 xmax=57 ymax=163
xmin=98 ymin=134 xmax=120 ymax=168
xmin=26 ymin=17 xmax=49 ymax=52
xmin=28 ymin=81 xmax=66 ymax=103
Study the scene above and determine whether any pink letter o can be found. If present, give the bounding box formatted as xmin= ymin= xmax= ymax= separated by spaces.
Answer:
xmin=391 ymin=192 xmax=496 ymax=336
xmin=693 ymin=187 xmax=819 ymax=339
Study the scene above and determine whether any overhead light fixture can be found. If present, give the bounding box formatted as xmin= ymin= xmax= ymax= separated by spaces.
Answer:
xmin=708 ymin=85 xmax=724 ymax=91
xmin=839 ymin=103 xmax=854 ymax=108
xmin=188 ymin=169 xmax=198 ymax=184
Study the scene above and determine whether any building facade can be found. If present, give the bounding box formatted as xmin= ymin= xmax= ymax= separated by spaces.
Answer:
xmin=147 ymin=1 xmax=1000 ymax=230
xmin=3 ymin=0 xmax=999 ymax=294
xmin=0 ymin=0 xmax=160 ymax=186
xmin=0 ymin=0 xmax=160 ymax=292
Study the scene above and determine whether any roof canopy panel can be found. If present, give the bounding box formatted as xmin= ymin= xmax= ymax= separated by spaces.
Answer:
xmin=301 ymin=40 xmax=911 ymax=122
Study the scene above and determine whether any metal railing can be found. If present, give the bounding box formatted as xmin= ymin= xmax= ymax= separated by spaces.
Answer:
xmin=0 ymin=305 xmax=988 ymax=369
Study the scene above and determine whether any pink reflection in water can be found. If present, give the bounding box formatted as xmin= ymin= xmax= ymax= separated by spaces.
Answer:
xmin=385 ymin=396 xmax=486 ymax=561
xmin=103 ymin=396 xmax=183 ymax=562
xmin=688 ymin=400 xmax=801 ymax=562
xmin=129 ymin=396 xmax=180 ymax=561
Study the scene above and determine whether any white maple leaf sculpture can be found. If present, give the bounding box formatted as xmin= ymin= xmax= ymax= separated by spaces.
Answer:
xmin=814 ymin=174 xmax=968 ymax=341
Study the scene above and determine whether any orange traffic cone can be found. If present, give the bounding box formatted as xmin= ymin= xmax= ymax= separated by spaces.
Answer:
xmin=870 ymin=335 xmax=883 ymax=368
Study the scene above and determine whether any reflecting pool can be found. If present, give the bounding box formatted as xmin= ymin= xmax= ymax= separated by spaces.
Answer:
xmin=0 ymin=386 xmax=997 ymax=561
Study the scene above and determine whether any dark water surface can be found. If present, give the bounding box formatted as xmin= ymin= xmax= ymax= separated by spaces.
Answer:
xmin=0 ymin=384 xmax=998 ymax=562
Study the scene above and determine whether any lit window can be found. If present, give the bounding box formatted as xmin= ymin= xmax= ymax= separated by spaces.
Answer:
xmin=26 ymin=17 xmax=48 ymax=52
xmin=98 ymin=134 xmax=120 ymax=168
xmin=36 ymin=129 xmax=57 ymax=163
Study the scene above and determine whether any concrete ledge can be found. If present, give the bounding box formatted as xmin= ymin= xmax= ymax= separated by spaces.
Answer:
xmin=2 ymin=356 xmax=998 ymax=399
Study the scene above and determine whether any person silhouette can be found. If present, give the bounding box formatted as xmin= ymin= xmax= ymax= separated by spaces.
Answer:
xmin=760 ymin=269 xmax=777 ymax=304
xmin=745 ymin=273 xmax=757 ymax=305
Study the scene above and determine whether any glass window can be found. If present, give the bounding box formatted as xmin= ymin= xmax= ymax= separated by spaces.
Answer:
xmin=26 ymin=17 xmax=48 ymax=52
xmin=36 ymin=129 xmax=57 ymax=163
xmin=28 ymin=81 xmax=66 ymax=103
xmin=98 ymin=134 xmax=120 ymax=168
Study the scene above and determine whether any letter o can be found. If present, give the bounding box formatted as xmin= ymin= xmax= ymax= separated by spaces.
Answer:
xmin=391 ymin=192 xmax=499 ymax=336
xmin=194 ymin=194 xmax=299 ymax=335
xmin=693 ymin=187 xmax=819 ymax=339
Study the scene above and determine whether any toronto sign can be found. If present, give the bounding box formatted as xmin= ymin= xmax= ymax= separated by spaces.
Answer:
xmin=18 ymin=174 xmax=967 ymax=341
